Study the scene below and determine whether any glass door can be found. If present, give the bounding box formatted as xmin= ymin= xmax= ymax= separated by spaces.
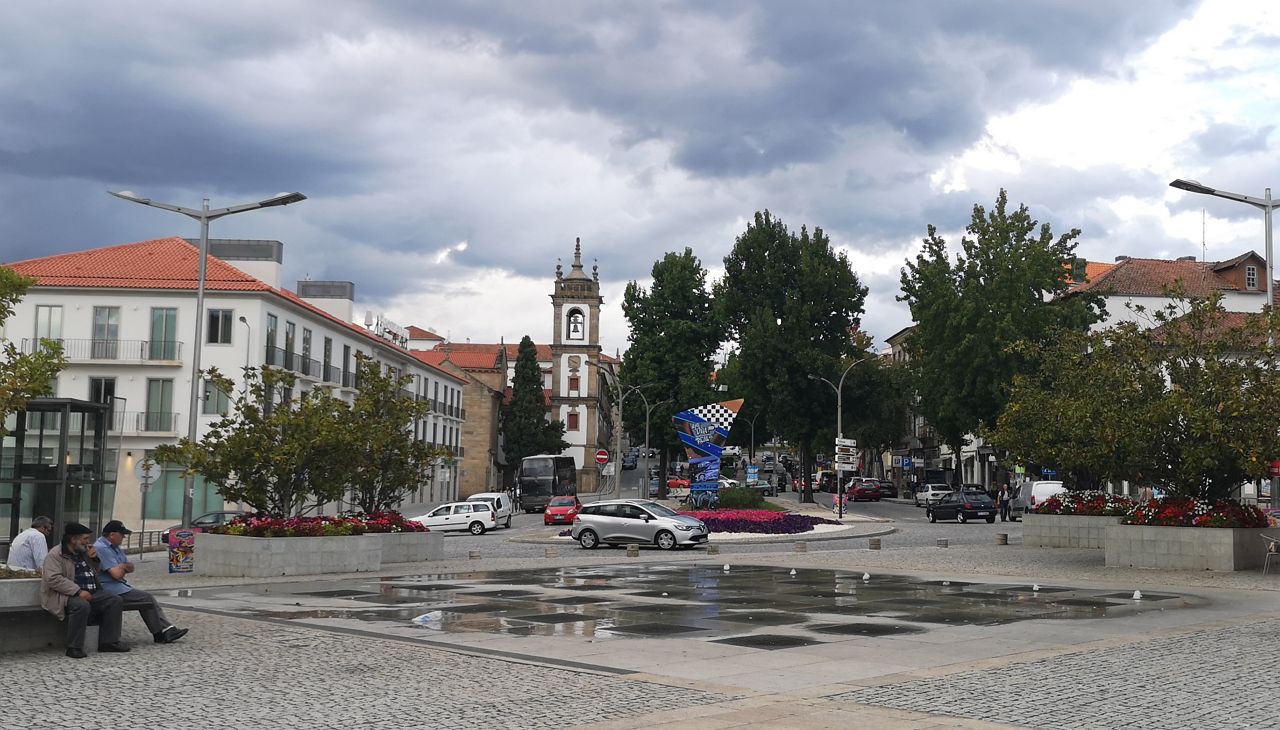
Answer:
xmin=146 ymin=379 xmax=174 ymax=432
xmin=149 ymin=307 xmax=178 ymax=360
xmin=91 ymin=306 xmax=120 ymax=359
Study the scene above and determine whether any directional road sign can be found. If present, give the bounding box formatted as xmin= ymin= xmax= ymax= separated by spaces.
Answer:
xmin=834 ymin=453 xmax=857 ymax=464
xmin=834 ymin=445 xmax=857 ymax=456
xmin=835 ymin=437 xmax=857 ymax=447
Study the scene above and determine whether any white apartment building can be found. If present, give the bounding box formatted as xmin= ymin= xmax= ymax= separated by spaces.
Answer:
xmin=4 ymin=236 xmax=467 ymax=527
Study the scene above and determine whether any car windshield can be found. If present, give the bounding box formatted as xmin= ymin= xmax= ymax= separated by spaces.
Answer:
xmin=642 ymin=502 xmax=679 ymax=517
xmin=549 ymin=497 xmax=576 ymax=506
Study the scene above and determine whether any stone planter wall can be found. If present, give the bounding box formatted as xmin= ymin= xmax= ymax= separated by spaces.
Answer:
xmin=371 ymin=531 xmax=443 ymax=564
xmin=1104 ymin=524 xmax=1274 ymax=571
xmin=0 ymin=577 xmax=40 ymax=609
xmin=1023 ymin=514 xmax=1124 ymax=549
xmin=0 ymin=578 xmax=66 ymax=653
xmin=197 ymin=533 xmax=382 ymax=578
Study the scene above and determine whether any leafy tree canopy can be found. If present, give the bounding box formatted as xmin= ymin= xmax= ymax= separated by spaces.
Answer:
xmin=0 ymin=267 xmax=65 ymax=438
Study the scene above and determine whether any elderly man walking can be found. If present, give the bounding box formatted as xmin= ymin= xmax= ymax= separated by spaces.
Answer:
xmin=94 ymin=520 xmax=188 ymax=644
xmin=41 ymin=522 xmax=128 ymax=658
xmin=7 ymin=515 xmax=52 ymax=571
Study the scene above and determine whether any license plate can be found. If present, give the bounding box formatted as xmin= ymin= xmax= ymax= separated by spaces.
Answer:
xmin=975 ymin=512 xmax=989 ymax=516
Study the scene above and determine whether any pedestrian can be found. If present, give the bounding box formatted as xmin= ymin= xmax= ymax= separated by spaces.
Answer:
xmin=1138 ymin=485 xmax=1154 ymax=503
xmin=40 ymin=522 xmax=128 ymax=659
xmin=94 ymin=520 xmax=189 ymax=645
xmin=998 ymin=483 xmax=1012 ymax=522
xmin=6 ymin=515 xmax=53 ymax=571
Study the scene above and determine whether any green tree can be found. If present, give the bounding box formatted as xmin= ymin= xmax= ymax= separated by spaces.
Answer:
xmin=620 ymin=248 xmax=723 ymax=496
xmin=991 ymin=293 xmax=1280 ymax=499
xmin=899 ymin=190 xmax=1103 ymax=482
xmin=155 ymin=367 xmax=351 ymax=516
xmin=716 ymin=212 xmax=868 ymax=502
xmin=344 ymin=355 xmax=444 ymax=513
xmin=502 ymin=335 xmax=568 ymax=468
xmin=0 ymin=267 xmax=65 ymax=437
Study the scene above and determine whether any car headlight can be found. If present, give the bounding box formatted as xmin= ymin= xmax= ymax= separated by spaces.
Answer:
xmin=674 ymin=524 xmax=694 ymax=531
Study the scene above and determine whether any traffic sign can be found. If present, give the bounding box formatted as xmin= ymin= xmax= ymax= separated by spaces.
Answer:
xmin=834 ymin=446 xmax=857 ymax=455
xmin=595 ymin=449 xmax=610 ymax=464
xmin=835 ymin=437 xmax=857 ymax=447
xmin=834 ymin=453 xmax=857 ymax=463
xmin=901 ymin=457 xmax=913 ymax=469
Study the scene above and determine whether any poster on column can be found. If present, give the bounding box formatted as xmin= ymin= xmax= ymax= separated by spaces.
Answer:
xmin=672 ymin=399 xmax=743 ymax=491
xmin=168 ymin=528 xmax=200 ymax=574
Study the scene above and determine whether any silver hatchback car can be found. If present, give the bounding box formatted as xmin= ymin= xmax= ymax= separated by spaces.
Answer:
xmin=571 ymin=499 xmax=709 ymax=550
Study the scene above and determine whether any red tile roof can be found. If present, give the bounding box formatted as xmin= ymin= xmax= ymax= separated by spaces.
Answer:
xmin=1072 ymin=257 xmax=1238 ymax=297
xmin=7 ymin=237 xmax=271 ymax=291
xmin=407 ymin=325 xmax=444 ymax=340
xmin=9 ymin=237 xmax=468 ymax=385
xmin=1065 ymin=261 xmax=1115 ymax=286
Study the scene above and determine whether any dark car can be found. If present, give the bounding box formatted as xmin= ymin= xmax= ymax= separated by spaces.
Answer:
xmin=878 ymin=480 xmax=897 ymax=498
xmin=160 ymin=510 xmax=250 ymax=544
xmin=926 ymin=491 xmax=997 ymax=523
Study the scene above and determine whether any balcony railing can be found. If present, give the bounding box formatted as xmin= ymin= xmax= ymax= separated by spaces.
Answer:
xmin=110 ymin=410 xmax=181 ymax=433
xmin=21 ymin=338 xmax=183 ymax=362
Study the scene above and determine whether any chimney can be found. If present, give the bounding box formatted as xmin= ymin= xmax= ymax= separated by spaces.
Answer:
xmin=1114 ymin=255 xmax=1130 ymax=262
xmin=199 ymin=239 xmax=284 ymax=288
xmin=1176 ymin=255 xmax=1197 ymax=262
xmin=297 ymin=280 xmax=356 ymax=324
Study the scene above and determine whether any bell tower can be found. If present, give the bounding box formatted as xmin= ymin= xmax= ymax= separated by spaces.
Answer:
xmin=550 ymin=238 xmax=604 ymax=492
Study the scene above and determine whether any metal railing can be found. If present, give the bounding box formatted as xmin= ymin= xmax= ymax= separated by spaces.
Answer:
xmin=121 ymin=530 xmax=167 ymax=554
xmin=110 ymin=410 xmax=181 ymax=433
xmin=21 ymin=338 xmax=183 ymax=362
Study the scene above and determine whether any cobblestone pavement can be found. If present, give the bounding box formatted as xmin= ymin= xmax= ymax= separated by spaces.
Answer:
xmin=830 ymin=620 xmax=1280 ymax=729
xmin=0 ymin=607 xmax=732 ymax=730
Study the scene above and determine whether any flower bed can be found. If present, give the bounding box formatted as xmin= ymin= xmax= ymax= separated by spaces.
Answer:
xmin=1122 ymin=497 xmax=1268 ymax=528
xmin=1033 ymin=491 xmax=1135 ymax=516
xmin=213 ymin=511 xmax=428 ymax=538
xmin=0 ymin=566 xmax=40 ymax=580
xmin=680 ymin=509 xmax=840 ymax=535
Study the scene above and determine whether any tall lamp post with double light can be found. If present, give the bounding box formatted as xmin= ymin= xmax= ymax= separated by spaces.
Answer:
xmin=109 ymin=190 xmax=307 ymax=526
xmin=590 ymin=361 xmax=652 ymax=496
xmin=808 ymin=355 xmax=871 ymax=519
xmin=1169 ymin=178 xmax=1279 ymax=508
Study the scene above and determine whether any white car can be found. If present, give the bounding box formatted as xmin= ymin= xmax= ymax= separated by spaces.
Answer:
xmin=718 ymin=478 xmax=739 ymax=490
xmin=1025 ymin=480 xmax=1066 ymax=509
xmin=914 ymin=483 xmax=953 ymax=507
xmin=409 ymin=502 xmax=497 ymax=535
xmin=466 ymin=492 xmax=515 ymax=528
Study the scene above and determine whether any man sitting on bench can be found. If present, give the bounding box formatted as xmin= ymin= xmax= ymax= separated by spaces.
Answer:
xmin=40 ymin=522 xmax=129 ymax=659
xmin=94 ymin=520 xmax=188 ymax=645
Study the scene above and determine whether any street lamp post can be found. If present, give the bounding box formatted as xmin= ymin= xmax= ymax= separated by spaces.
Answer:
xmin=808 ymin=356 xmax=871 ymax=519
xmin=237 ymin=315 xmax=252 ymax=377
xmin=591 ymin=362 xmax=653 ymax=496
xmin=1169 ymin=179 xmax=1278 ymax=508
xmin=110 ymin=190 xmax=307 ymax=526
xmin=746 ymin=411 xmax=763 ymax=466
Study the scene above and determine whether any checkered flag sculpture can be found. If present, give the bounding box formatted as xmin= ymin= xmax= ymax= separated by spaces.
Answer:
xmin=672 ymin=398 xmax=743 ymax=460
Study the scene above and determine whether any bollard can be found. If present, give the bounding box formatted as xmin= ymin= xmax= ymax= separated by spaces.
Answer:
xmin=996 ymin=533 xmax=1008 ymax=546
xmin=936 ymin=538 xmax=949 ymax=548
xmin=707 ymin=544 xmax=720 ymax=555
xmin=794 ymin=541 xmax=808 ymax=553
xmin=868 ymin=537 xmax=881 ymax=550
xmin=544 ymin=547 xmax=559 ymax=558
xmin=626 ymin=543 xmax=640 ymax=557
xmin=468 ymin=550 xmax=482 ymax=560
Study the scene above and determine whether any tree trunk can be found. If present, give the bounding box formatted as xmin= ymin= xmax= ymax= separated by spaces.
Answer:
xmin=657 ymin=448 xmax=670 ymax=499
xmin=800 ymin=441 xmax=815 ymax=503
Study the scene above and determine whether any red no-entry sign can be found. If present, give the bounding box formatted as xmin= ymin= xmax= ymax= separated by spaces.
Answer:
xmin=595 ymin=449 xmax=610 ymax=464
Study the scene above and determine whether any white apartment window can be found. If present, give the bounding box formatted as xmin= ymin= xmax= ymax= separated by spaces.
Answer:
xmin=1246 ymin=265 xmax=1258 ymax=290
xmin=207 ymin=309 xmax=233 ymax=344
xmin=35 ymin=305 xmax=63 ymax=341
xmin=203 ymin=382 xmax=230 ymax=415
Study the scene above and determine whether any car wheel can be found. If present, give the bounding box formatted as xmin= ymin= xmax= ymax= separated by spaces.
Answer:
xmin=957 ymin=512 xmax=967 ymax=524
xmin=469 ymin=521 xmax=486 ymax=535
xmin=505 ymin=516 xmax=512 ymax=528
xmin=578 ymin=529 xmax=599 ymax=549
xmin=928 ymin=510 xmax=936 ymax=523
xmin=986 ymin=516 xmax=996 ymax=523
xmin=655 ymin=530 xmax=677 ymax=550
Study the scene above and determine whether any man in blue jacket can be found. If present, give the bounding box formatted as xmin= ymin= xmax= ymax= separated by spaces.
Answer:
xmin=94 ymin=520 xmax=188 ymax=644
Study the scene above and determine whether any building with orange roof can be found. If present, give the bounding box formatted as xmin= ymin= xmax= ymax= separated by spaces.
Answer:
xmin=3 ymin=237 xmax=469 ymax=526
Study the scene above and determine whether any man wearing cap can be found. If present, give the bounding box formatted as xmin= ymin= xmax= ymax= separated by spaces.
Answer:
xmin=40 ymin=522 xmax=128 ymax=658
xmin=95 ymin=520 xmax=188 ymax=644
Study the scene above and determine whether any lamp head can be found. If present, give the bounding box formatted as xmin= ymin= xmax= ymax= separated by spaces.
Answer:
xmin=1170 ymin=179 xmax=1215 ymax=195
xmin=260 ymin=192 xmax=307 ymax=208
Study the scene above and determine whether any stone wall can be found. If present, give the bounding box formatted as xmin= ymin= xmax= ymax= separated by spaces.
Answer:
xmin=196 ymin=531 xmax=443 ymax=577
xmin=1104 ymin=524 xmax=1273 ymax=571
xmin=1023 ymin=514 xmax=1123 ymax=549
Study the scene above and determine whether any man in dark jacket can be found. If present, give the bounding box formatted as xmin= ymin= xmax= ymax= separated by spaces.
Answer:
xmin=40 ymin=522 xmax=129 ymax=659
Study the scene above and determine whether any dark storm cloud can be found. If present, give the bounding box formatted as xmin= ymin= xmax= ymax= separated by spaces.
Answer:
xmin=1193 ymin=122 xmax=1274 ymax=157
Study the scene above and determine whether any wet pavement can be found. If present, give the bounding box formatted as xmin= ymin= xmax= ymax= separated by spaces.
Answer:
xmin=162 ymin=564 xmax=1201 ymax=642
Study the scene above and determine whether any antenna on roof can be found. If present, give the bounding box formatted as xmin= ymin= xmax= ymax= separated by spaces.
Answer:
xmin=1202 ymin=208 xmax=1206 ymax=262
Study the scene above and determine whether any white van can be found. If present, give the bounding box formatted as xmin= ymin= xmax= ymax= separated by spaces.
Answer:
xmin=467 ymin=492 xmax=515 ymax=528
xmin=1025 ymin=481 xmax=1066 ymax=509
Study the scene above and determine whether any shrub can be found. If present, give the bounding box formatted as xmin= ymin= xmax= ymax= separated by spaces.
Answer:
xmin=1033 ymin=490 xmax=1135 ymax=516
xmin=0 ymin=565 xmax=40 ymax=579
xmin=1121 ymin=497 xmax=1268 ymax=528
xmin=680 ymin=509 xmax=839 ymax=534
xmin=213 ymin=511 xmax=428 ymax=537
xmin=718 ymin=487 xmax=765 ymax=510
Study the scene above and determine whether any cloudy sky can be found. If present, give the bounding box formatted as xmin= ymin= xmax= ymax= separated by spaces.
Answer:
xmin=2 ymin=1 xmax=1277 ymax=356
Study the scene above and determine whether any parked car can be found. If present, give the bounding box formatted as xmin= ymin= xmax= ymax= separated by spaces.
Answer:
xmin=544 ymin=495 xmax=583 ymax=526
xmin=927 ymin=490 xmax=997 ymax=523
xmin=408 ymin=501 xmax=497 ymax=534
xmin=744 ymin=478 xmax=775 ymax=497
xmin=622 ymin=454 xmax=638 ymax=470
xmin=719 ymin=478 xmax=739 ymax=489
xmin=812 ymin=470 xmax=838 ymax=493
xmin=160 ymin=510 xmax=251 ymax=545
xmin=466 ymin=492 xmax=515 ymax=528
xmin=914 ymin=483 xmax=952 ymax=507
xmin=1026 ymin=480 xmax=1066 ymax=509
xmin=845 ymin=478 xmax=881 ymax=501
xmin=877 ymin=480 xmax=897 ymax=499
xmin=647 ymin=477 xmax=661 ymax=497
xmin=571 ymin=499 xmax=709 ymax=550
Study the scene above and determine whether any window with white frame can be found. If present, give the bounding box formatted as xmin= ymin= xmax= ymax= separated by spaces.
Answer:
xmin=1246 ymin=265 xmax=1258 ymax=290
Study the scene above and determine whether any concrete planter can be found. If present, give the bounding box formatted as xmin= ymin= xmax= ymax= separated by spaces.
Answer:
xmin=0 ymin=578 xmax=41 ymax=609
xmin=1104 ymin=524 xmax=1274 ymax=571
xmin=196 ymin=533 xmax=382 ymax=578
xmin=370 ymin=531 xmax=443 ymax=564
xmin=1023 ymin=514 xmax=1124 ymax=549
